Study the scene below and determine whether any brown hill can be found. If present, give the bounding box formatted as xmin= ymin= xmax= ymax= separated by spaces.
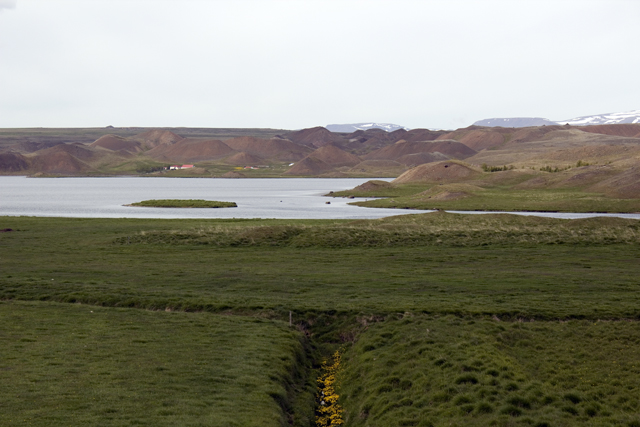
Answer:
xmin=402 ymin=129 xmax=447 ymax=143
xmin=29 ymin=150 xmax=93 ymax=174
xmin=40 ymin=143 xmax=99 ymax=162
xmin=224 ymin=152 xmax=264 ymax=166
xmin=395 ymin=152 xmax=449 ymax=166
xmin=284 ymin=127 xmax=345 ymax=149
xmin=581 ymin=124 xmax=640 ymax=138
xmin=223 ymin=137 xmax=312 ymax=162
xmin=445 ymin=129 xmax=506 ymax=151
xmin=467 ymin=127 xmax=640 ymax=167
xmin=589 ymin=166 xmax=640 ymax=199
xmin=350 ymin=159 xmax=407 ymax=176
xmin=90 ymin=135 xmax=142 ymax=153
xmin=148 ymin=138 xmax=235 ymax=163
xmin=7 ymin=141 xmax=66 ymax=154
xmin=393 ymin=161 xmax=482 ymax=184
xmin=506 ymin=126 xmax=567 ymax=144
xmin=364 ymin=140 xmax=476 ymax=161
xmin=306 ymin=145 xmax=361 ymax=167
xmin=285 ymin=157 xmax=332 ymax=175
xmin=341 ymin=129 xmax=397 ymax=153
xmin=352 ymin=179 xmax=393 ymax=192
xmin=134 ymin=129 xmax=184 ymax=149
xmin=0 ymin=152 xmax=29 ymax=172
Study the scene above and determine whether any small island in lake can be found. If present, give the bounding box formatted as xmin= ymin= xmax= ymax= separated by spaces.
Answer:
xmin=127 ymin=199 xmax=237 ymax=208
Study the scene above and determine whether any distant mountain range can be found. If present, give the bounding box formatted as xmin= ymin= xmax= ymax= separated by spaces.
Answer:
xmin=474 ymin=110 xmax=640 ymax=128
xmin=326 ymin=123 xmax=408 ymax=133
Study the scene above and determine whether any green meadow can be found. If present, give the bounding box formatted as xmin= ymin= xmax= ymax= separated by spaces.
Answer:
xmin=1 ymin=213 xmax=639 ymax=426
xmin=0 ymin=301 xmax=309 ymax=427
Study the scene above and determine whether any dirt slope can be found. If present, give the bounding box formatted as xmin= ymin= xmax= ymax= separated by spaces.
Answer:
xmin=306 ymin=145 xmax=361 ymax=167
xmin=402 ymin=129 xmax=446 ymax=143
xmin=7 ymin=141 xmax=66 ymax=154
xmin=134 ymin=130 xmax=184 ymax=149
xmin=148 ymin=139 xmax=235 ymax=163
xmin=0 ymin=152 xmax=29 ymax=172
xmin=90 ymin=135 xmax=142 ymax=153
xmin=581 ymin=124 xmax=640 ymax=138
xmin=29 ymin=150 xmax=93 ymax=174
xmin=223 ymin=137 xmax=312 ymax=162
xmin=589 ymin=166 xmax=640 ymax=199
xmin=285 ymin=156 xmax=332 ymax=175
xmin=224 ymin=152 xmax=264 ymax=166
xmin=393 ymin=161 xmax=482 ymax=184
xmin=442 ymin=129 xmax=507 ymax=151
xmin=364 ymin=140 xmax=476 ymax=161
xmin=284 ymin=127 xmax=346 ymax=149
xmin=43 ymin=144 xmax=99 ymax=162
xmin=395 ymin=152 xmax=449 ymax=166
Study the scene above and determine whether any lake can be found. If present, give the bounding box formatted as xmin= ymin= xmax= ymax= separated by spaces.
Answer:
xmin=0 ymin=176 xmax=432 ymax=219
xmin=1 ymin=176 xmax=639 ymax=220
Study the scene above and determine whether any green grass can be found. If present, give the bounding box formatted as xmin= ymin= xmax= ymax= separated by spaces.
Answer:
xmin=2 ymin=214 xmax=640 ymax=318
xmin=340 ymin=315 xmax=640 ymax=427
xmin=351 ymin=187 xmax=640 ymax=213
xmin=0 ymin=300 xmax=311 ymax=427
xmin=2 ymin=214 xmax=640 ymax=425
xmin=128 ymin=199 xmax=237 ymax=208
xmin=334 ymin=179 xmax=640 ymax=213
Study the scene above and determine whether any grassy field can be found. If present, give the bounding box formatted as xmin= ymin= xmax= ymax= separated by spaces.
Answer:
xmin=340 ymin=316 xmax=640 ymax=427
xmin=0 ymin=301 xmax=311 ymax=427
xmin=1 ymin=213 xmax=640 ymax=426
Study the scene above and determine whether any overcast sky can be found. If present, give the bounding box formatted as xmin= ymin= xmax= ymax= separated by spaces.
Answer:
xmin=0 ymin=0 xmax=638 ymax=130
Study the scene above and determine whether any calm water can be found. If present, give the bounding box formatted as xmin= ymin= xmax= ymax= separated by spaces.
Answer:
xmin=0 ymin=176 xmax=432 ymax=219
xmin=1 ymin=176 xmax=639 ymax=220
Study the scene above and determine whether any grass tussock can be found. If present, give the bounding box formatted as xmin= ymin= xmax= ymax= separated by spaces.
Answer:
xmin=340 ymin=315 xmax=640 ymax=427
xmin=114 ymin=212 xmax=640 ymax=248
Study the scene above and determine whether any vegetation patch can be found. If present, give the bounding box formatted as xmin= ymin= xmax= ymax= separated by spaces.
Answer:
xmin=128 ymin=199 xmax=237 ymax=208
xmin=2 ymin=215 xmax=640 ymax=425
xmin=339 ymin=315 xmax=640 ymax=427
xmin=0 ymin=300 xmax=312 ymax=427
xmin=114 ymin=211 xmax=640 ymax=248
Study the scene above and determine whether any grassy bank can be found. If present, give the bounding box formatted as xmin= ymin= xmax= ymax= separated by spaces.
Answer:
xmin=330 ymin=176 xmax=640 ymax=213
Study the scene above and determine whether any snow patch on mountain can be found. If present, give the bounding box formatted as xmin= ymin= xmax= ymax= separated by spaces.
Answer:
xmin=326 ymin=123 xmax=409 ymax=133
xmin=559 ymin=110 xmax=640 ymax=126
xmin=474 ymin=117 xmax=559 ymax=127
xmin=473 ymin=110 xmax=640 ymax=128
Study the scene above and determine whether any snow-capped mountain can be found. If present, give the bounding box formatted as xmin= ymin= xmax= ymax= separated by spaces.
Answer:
xmin=326 ymin=123 xmax=408 ymax=133
xmin=474 ymin=117 xmax=559 ymax=127
xmin=558 ymin=110 xmax=640 ymax=126
xmin=473 ymin=110 xmax=640 ymax=128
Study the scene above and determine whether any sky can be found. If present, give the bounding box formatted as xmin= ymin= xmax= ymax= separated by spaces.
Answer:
xmin=0 ymin=0 xmax=638 ymax=130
